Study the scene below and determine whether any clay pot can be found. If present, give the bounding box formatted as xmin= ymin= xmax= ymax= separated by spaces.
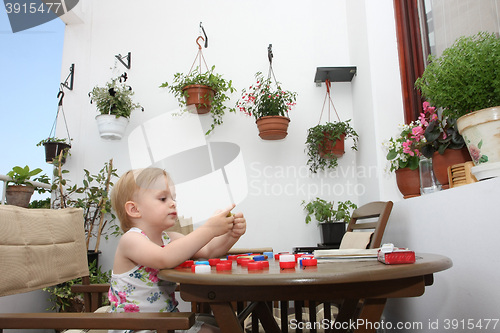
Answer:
xmin=255 ymin=116 xmax=290 ymax=140
xmin=432 ymin=148 xmax=471 ymax=189
xmin=319 ymin=134 xmax=345 ymax=159
xmin=182 ymin=84 xmax=215 ymax=114
xmin=6 ymin=185 xmax=35 ymax=208
xmin=395 ymin=168 xmax=420 ymax=199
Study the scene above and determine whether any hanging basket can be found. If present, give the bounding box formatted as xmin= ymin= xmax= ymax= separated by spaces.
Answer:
xmin=182 ymin=84 xmax=215 ymax=114
xmin=256 ymin=116 xmax=290 ymax=140
xmin=95 ymin=114 xmax=129 ymax=140
xmin=43 ymin=141 xmax=71 ymax=164
xmin=319 ymin=133 xmax=346 ymax=159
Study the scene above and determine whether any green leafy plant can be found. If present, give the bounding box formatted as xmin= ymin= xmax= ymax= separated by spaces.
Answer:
xmin=36 ymin=137 xmax=71 ymax=146
xmin=89 ymin=74 xmax=143 ymax=118
xmin=6 ymin=165 xmax=44 ymax=186
xmin=43 ymin=260 xmax=111 ymax=312
xmin=415 ymin=31 xmax=500 ymax=120
xmin=52 ymin=158 xmax=120 ymax=252
xmin=160 ymin=65 xmax=236 ymax=135
xmin=305 ymin=120 xmax=358 ymax=173
xmin=418 ymin=101 xmax=465 ymax=158
xmin=302 ymin=198 xmax=357 ymax=224
xmin=236 ymin=71 xmax=297 ymax=119
xmin=383 ymin=120 xmax=425 ymax=172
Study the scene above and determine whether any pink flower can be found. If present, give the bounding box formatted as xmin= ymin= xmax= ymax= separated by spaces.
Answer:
xmin=468 ymin=145 xmax=481 ymax=163
xmin=118 ymin=291 xmax=127 ymax=304
xmin=124 ymin=303 xmax=140 ymax=313
xmin=402 ymin=140 xmax=415 ymax=156
xmin=108 ymin=290 xmax=118 ymax=304
xmin=418 ymin=113 xmax=428 ymax=127
xmin=411 ymin=126 xmax=424 ymax=140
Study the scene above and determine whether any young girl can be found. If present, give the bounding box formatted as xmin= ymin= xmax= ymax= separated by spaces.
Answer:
xmin=108 ymin=168 xmax=246 ymax=333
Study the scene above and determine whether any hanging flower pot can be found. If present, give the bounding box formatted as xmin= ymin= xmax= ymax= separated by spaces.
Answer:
xmin=395 ymin=167 xmax=420 ymax=199
xmin=42 ymin=141 xmax=71 ymax=164
xmin=319 ymin=133 xmax=346 ymax=159
xmin=95 ymin=114 xmax=129 ymax=140
xmin=181 ymin=84 xmax=215 ymax=114
xmin=90 ymin=74 xmax=143 ymax=141
xmin=255 ymin=115 xmax=290 ymax=140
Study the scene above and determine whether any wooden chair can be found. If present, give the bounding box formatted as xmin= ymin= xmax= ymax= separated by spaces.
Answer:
xmin=0 ymin=205 xmax=194 ymax=333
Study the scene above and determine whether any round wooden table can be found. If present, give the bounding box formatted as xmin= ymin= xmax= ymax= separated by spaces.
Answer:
xmin=159 ymin=253 xmax=452 ymax=333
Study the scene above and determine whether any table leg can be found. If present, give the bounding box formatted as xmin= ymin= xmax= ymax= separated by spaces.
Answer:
xmin=210 ymin=302 xmax=244 ymax=333
xmin=354 ymin=298 xmax=387 ymax=333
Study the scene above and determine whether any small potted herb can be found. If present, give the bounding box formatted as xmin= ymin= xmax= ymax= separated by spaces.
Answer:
xmin=302 ymin=198 xmax=357 ymax=246
xmin=89 ymin=73 xmax=143 ymax=140
xmin=160 ymin=65 xmax=236 ymax=135
xmin=305 ymin=120 xmax=358 ymax=173
xmin=236 ymin=71 xmax=297 ymax=140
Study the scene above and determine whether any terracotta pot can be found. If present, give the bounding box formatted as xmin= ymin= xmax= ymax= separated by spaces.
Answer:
xmin=395 ymin=168 xmax=420 ymax=199
xmin=6 ymin=185 xmax=35 ymax=208
xmin=255 ymin=116 xmax=290 ymax=140
xmin=432 ymin=148 xmax=471 ymax=189
xmin=182 ymin=84 xmax=215 ymax=114
xmin=43 ymin=141 xmax=71 ymax=164
xmin=319 ymin=134 xmax=345 ymax=159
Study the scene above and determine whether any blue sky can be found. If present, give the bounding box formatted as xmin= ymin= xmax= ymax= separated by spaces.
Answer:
xmin=1 ymin=10 xmax=64 ymax=199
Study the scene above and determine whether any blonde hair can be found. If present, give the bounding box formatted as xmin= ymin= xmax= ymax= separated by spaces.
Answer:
xmin=111 ymin=168 xmax=171 ymax=232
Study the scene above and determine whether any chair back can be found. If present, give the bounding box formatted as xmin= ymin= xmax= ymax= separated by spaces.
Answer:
xmin=0 ymin=205 xmax=89 ymax=297
xmin=344 ymin=201 xmax=393 ymax=249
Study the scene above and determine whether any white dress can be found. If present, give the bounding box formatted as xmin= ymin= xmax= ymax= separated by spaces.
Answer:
xmin=108 ymin=227 xmax=203 ymax=333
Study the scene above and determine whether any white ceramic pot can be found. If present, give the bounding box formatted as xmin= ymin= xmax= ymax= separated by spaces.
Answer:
xmin=95 ymin=114 xmax=129 ymax=140
xmin=457 ymin=106 xmax=500 ymax=179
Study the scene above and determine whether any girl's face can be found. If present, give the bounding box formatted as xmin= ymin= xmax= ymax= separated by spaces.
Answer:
xmin=134 ymin=175 xmax=177 ymax=230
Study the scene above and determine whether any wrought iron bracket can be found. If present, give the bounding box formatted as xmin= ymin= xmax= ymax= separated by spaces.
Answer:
xmin=115 ymin=52 xmax=131 ymax=69
xmin=61 ymin=63 xmax=75 ymax=91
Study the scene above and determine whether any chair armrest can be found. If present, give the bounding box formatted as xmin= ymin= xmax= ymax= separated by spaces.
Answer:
xmin=0 ymin=312 xmax=195 ymax=332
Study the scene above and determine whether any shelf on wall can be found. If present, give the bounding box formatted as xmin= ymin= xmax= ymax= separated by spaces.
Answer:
xmin=314 ymin=66 xmax=357 ymax=83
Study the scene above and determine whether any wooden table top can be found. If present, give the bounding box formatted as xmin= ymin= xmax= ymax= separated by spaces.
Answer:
xmin=159 ymin=253 xmax=452 ymax=287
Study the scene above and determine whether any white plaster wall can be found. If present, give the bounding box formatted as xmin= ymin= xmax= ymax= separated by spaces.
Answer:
xmin=381 ymin=177 xmax=500 ymax=332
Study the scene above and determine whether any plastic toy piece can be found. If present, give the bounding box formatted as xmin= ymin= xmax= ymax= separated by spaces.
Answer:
xmin=247 ymin=261 xmax=264 ymax=270
xmin=216 ymin=261 xmax=232 ymax=271
xmin=208 ymin=258 xmax=221 ymax=266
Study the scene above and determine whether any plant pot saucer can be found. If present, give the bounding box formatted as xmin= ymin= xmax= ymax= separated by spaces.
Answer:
xmin=471 ymin=161 xmax=500 ymax=180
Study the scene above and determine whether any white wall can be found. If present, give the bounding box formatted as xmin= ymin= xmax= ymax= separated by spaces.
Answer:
xmin=381 ymin=177 xmax=500 ymax=332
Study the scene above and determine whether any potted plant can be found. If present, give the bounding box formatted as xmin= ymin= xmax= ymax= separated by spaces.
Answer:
xmin=415 ymin=32 xmax=500 ymax=178
xmin=237 ymin=71 xmax=297 ymax=140
xmin=302 ymin=198 xmax=357 ymax=246
xmin=89 ymin=73 xmax=143 ymax=140
xmin=43 ymin=261 xmax=111 ymax=313
xmin=52 ymin=159 xmax=120 ymax=258
xmin=37 ymin=137 xmax=71 ymax=165
xmin=383 ymin=121 xmax=425 ymax=198
xmin=5 ymin=165 xmax=46 ymax=208
xmin=305 ymin=120 xmax=358 ymax=173
xmin=160 ymin=65 xmax=236 ymax=135
xmin=417 ymin=102 xmax=471 ymax=187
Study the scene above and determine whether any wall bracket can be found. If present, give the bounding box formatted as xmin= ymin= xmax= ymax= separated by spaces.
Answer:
xmin=61 ymin=63 xmax=75 ymax=91
xmin=115 ymin=52 xmax=131 ymax=69
xmin=314 ymin=66 xmax=357 ymax=86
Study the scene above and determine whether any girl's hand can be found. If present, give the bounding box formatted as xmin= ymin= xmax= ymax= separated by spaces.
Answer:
xmin=204 ymin=204 xmax=236 ymax=237
xmin=230 ymin=212 xmax=246 ymax=238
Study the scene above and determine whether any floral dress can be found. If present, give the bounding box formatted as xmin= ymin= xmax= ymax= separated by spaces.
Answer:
xmin=108 ymin=227 xmax=203 ymax=333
